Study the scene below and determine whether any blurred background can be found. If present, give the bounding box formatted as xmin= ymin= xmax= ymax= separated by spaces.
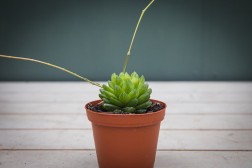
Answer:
xmin=0 ymin=0 xmax=251 ymax=81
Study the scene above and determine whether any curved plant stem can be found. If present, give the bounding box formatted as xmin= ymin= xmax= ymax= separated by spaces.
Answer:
xmin=122 ymin=0 xmax=155 ymax=73
xmin=0 ymin=54 xmax=102 ymax=88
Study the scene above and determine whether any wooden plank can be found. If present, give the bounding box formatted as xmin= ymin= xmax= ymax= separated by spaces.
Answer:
xmin=169 ymin=103 xmax=252 ymax=114
xmin=0 ymin=130 xmax=94 ymax=150
xmin=162 ymin=114 xmax=252 ymax=130
xmin=152 ymin=92 xmax=252 ymax=103
xmin=156 ymin=151 xmax=252 ymax=168
xmin=150 ymin=82 xmax=252 ymax=94
xmin=0 ymin=115 xmax=90 ymax=129
xmin=0 ymin=151 xmax=252 ymax=168
xmin=1 ymin=82 xmax=252 ymax=93
xmin=0 ymin=82 xmax=99 ymax=93
xmin=0 ymin=102 xmax=84 ymax=114
xmin=0 ymin=114 xmax=252 ymax=130
xmin=0 ymin=150 xmax=99 ymax=168
xmin=0 ymin=93 xmax=99 ymax=103
xmin=1 ymin=102 xmax=251 ymax=114
xmin=1 ymin=92 xmax=252 ymax=103
xmin=0 ymin=130 xmax=252 ymax=150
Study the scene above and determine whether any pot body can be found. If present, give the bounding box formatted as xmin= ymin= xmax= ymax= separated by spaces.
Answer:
xmin=85 ymin=99 xmax=166 ymax=168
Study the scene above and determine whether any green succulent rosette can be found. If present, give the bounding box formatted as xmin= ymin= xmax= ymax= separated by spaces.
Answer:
xmin=99 ymin=72 xmax=152 ymax=114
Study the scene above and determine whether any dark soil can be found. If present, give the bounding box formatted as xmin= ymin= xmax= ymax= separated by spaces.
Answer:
xmin=87 ymin=101 xmax=164 ymax=114
xmin=146 ymin=102 xmax=165 ymax=113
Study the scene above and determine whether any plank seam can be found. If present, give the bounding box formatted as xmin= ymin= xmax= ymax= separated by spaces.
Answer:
xmin=0 ymin=129 xmax=252 ymax=131
xmin=1 ymin=149 xmax=252 ymax=152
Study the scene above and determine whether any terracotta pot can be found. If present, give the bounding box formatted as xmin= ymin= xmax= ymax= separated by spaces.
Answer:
xmin=85 ymin=99 xmax=166 ymax=168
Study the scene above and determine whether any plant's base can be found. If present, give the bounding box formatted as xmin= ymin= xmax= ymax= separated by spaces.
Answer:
xmin=87 ymin=101 xmax=164 ymax=114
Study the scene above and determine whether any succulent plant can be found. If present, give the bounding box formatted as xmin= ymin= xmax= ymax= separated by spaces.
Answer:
xmin=99 ymin=72 xmax=152 ymax=114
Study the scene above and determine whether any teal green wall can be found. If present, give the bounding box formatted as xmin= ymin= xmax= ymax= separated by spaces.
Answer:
xmin=0 ymin=0 xmax=252 ymax=81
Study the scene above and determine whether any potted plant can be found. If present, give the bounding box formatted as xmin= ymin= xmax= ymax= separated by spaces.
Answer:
xmin=0 ymin=0 xmax=166 ymax=167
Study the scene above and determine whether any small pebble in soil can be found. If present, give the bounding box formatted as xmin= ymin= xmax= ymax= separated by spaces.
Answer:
xmin=87 ymin=101 xmax=164 ymax=114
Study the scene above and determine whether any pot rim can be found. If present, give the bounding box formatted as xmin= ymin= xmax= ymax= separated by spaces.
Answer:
xmin=85 ymin=99 xmax=166 ymax=127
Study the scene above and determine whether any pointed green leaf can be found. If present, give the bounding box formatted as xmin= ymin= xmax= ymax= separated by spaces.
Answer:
xmin=109 ymin=97 xmax=124 ymax=107
xmin=108 ymin=81 xmax=115 ymax=89
xmin=124 ymin=72 xmax=130 ymax=79
xmin=140 ymin=75 xmax=145 ymax=83
xmin=139 ymin=83 xmax=149 ymax=95
xmin=114 ymin=84 xmax=123 ymax=97
xmin=119 ymin=72 xmax=125 ymax=78
xmin=102 ymin=84 xmax=114 ymax=93
xmin=126 ymin=98 xmax=138 ymax=107
xmin=136 ymin=109 xmax=147 ymax=114
xmin=119 ymin=92 xmax=130 ymax=104
xmin=111 ymin=73 xmax=117 ymax=82
xmin=102 ymin=98 xmax=110 ymax=103
xmin=115 ymin=76 xmax=121 ymax=84
xmin=100 ymin=89 xmax=117 ymax=99
xmin=103 ymin=103 xmax=121 ymax=111
xmin=131 ymin=71 xmax=139 ymax=78
xmin=99 ymin=93 xmax=106 ymax=99
xmin=147 ymin=88 xmax=152 ymax=94
xmin=138 ymin=92 xmax=150 ymax=105
xmin=136 ymin=101 xmax=152 ymax=110
xmin=122 ymin=107 xmax=136 ymax=113
xmin=128 ymin=89 xmax=139 ymax=99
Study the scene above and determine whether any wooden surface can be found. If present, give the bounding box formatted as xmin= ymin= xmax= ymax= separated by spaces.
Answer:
xmin=0 ymin=82 xmax=252 ymax=168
